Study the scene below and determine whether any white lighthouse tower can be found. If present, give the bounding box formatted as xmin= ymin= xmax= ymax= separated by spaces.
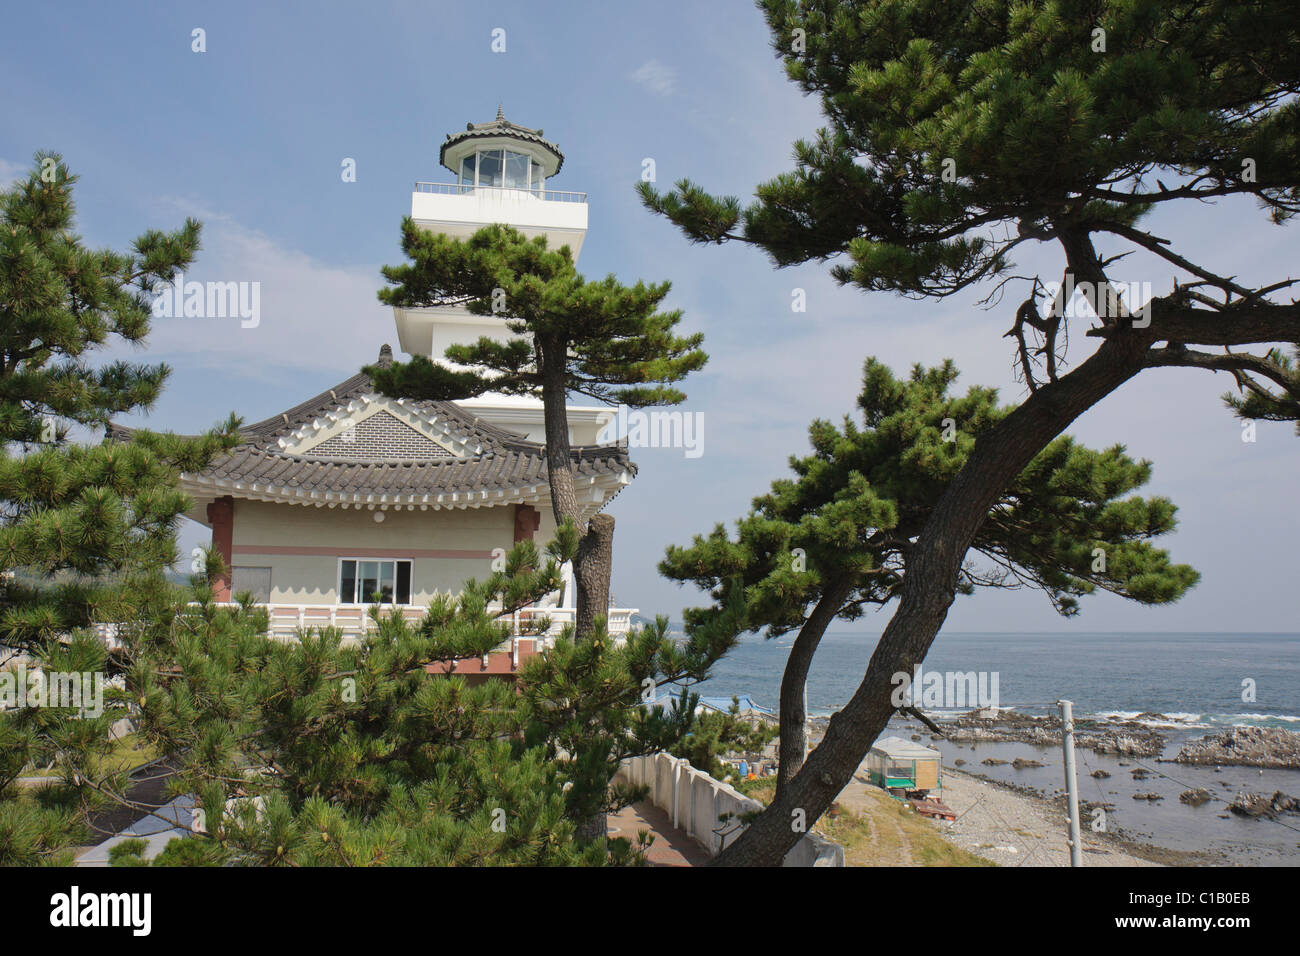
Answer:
xmin=390 ymin=109 xmax=611 ymax=446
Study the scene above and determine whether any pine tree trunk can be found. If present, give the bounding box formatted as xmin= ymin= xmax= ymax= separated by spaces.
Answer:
xmin=574 ymin=809 xmax=607 ymax=845
xmin=775 ymin=578 xmax=853 ymax=799
xmin=711 ymin=321 xmax=1156 ymax=866
xmin=539 ymin=336 xmax=580 ymax=527
xmin=575 ymin=513 xmax=614 ymax=638
xmin=537 ymin=335 xmax=616 ymax=643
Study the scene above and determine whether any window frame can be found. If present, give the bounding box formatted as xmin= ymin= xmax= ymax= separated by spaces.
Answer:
xmin=337 ymin=557 xmax=414 ymax=605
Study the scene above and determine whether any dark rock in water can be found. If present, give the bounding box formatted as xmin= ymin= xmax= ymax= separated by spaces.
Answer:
xmin=1011 ymin=757 xmax=1044 ymax=769
xmin=1179 ymin=788 xmax=1213 ymax=807
xmin=1230 ymin=792 xmax=1276 ymax=818
xmin=954 ymin=758 xmax=966 ymax=767
xmin=1133 ymin=792 xmax=1163 ymax=801
xmin=1174 ymin=727 xmax=1300 ymax=769
xmin=1135 ymin=712 xmax=1168 ymax=721
xmin=1091 ymin=770 xmax=1111 ymax=779
xmin=1131 ymin=768 xmax=1150 ymax=780
xmin=910 ymin=734 xmax=922 ymax=741
xmin=1093 ymin=732 xmax=1162 ymax=757
xmin=981 ymin=758 xmax=1008 ymax=766
xmin=1227 ymin=791 xmax=1300 ymax=819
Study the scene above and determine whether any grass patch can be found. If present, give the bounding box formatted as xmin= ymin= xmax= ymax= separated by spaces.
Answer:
xmin=741 ymin=779 xmax=993 ymax=867
xmin=19 ymin=733 xmax=158 ymax=782
xmin=93 ymin=733 xmax=160 ymax=777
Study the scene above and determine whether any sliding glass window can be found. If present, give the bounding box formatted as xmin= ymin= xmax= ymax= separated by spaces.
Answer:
xmin=338 ymin=559 xmax=413 ymax=604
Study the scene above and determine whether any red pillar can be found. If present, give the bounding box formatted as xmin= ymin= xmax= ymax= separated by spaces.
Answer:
xmin=206 ymin=495 xmax=234 ymax=601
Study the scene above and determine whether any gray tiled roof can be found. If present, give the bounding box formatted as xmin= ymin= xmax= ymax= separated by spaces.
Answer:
xmin=439 ymin=108 xmax=564 ymax=175
xmin=109 ymin=346 xmax=633 ymax=509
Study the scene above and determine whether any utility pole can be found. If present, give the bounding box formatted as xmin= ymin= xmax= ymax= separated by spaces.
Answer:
xmin=1058 ymin=699 xmax=1083 ymax=867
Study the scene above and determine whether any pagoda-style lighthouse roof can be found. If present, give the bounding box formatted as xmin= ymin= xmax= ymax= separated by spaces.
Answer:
xmin=439 ymin=107 xmax=565 ymax=178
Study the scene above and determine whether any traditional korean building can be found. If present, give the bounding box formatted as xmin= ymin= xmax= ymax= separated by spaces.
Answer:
xmin=123 ymin=112 xmax=638 ymax=673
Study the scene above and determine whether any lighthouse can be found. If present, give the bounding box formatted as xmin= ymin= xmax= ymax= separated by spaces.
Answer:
xmin=130 ymin=111 xmax=637 ymax=652
xmin=390 ymin=110 xmax=609 ymax=446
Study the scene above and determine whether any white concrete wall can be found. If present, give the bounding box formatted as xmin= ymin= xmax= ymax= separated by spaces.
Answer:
xmin=229 ymin=499 xmax=530 ymax=605
xmin=615 ymin=752 xmax=844 ymax=867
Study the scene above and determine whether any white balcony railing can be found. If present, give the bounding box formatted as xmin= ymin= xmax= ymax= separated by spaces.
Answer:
xmin=258 ymin=603 xmax=636 ymax=644
xmin=94 ymin=605 xmax=637 ymax=648
xmin=414 ymin=181 xmax=587 ymax=204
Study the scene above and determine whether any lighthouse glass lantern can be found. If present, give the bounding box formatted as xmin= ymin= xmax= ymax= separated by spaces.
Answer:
xmin=458 ymin=149 xmax=544 ymax=192
xmin=445 ymin=107 xmax=560 ymax=196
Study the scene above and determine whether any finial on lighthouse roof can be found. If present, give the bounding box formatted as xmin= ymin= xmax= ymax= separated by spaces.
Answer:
xmin=496 ymin=104 xmax=505 ymax=122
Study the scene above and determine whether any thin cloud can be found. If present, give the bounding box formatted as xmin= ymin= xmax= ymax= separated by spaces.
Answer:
xmin=629 ymin=59 xmax=676 ymax=96
xmin=0 ymin=158 xmax=28 ymax=183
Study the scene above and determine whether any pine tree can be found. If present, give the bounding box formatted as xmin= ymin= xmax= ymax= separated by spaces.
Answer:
xmin=124 ymin=535 xmax=602 ymax=865
xmin=118 ymin=530 xmax=742 ymax=865
xmin=0 ymin=153 xmax=237 ymax=864
xmin=667 ymin=700 xmax=779 ymax=781
xmin=367 ymin=222 xmax=706 ymax=638
xmin=661 ymin=357 xmax=1197 ymax=794
xmin=517 ymin=592 xmax=744 ymax=842
xmin=641 ymin=0 xmax=1300 ymax=864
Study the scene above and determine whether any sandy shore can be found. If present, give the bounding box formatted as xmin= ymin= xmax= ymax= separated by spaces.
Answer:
xmin=834 ymin=757 xmax=1167 ymax=866
xmin=931 ymin=769 xmax=1163 ymax=866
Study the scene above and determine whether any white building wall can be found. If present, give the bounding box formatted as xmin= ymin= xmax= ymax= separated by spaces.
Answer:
xmin=230 ymin=499 xmax=528 ymax=605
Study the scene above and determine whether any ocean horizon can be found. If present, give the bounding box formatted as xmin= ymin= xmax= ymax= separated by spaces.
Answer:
xmin=668 ymin=629 xmax=1300 ymax=728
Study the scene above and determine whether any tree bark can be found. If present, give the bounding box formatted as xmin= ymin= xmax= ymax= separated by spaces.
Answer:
xmin=537 ymin=334 xmax=616 ymax=642
xmin=774 ymin=577 xmax=854 ymax=798
xmin=538 ymin=335 xmax=580 ymax=528
xmin=712 ymin=319 xmax=1157 ymax=865
xmin=575 ymin=513 xmax=615 ymax=638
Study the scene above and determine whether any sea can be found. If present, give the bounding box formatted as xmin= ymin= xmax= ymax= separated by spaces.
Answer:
xmin=676 ymin=630 xmax=1300 ymax=866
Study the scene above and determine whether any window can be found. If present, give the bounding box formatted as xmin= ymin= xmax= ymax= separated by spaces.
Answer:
xmin=504 ymin=150 xmax=530 ymax=188
xmin=477 ymin=149 xmax=504 ymax=187
xmin=339 ymin=558 xmax=412 ymax=604
xmin=231 ymin=566 xmax=272 ymax=603
xmin=457 ymin=149 xmax=543 ymax=191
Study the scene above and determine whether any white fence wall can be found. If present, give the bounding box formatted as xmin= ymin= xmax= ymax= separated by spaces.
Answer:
xmin=616 ymin=752 xmax=843 ymax=867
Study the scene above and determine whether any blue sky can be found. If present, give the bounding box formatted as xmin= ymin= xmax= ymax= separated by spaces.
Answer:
xmin=4 ymin=0 xmax=1298 ymax=634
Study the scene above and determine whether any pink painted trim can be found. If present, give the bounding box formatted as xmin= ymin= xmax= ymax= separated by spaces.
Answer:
xmin=232 ymin=545 xmax=496 ymax=559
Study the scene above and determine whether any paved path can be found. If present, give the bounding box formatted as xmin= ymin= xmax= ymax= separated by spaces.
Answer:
xmin=607 ymin=800 xmax=711 ymax=867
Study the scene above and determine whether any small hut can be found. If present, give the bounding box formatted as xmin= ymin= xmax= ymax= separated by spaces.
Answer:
xmin=866 ymin=736 xmax=942 ymax=797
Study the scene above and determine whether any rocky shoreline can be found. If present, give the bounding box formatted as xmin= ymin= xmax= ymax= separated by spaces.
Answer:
xmin=933 ymin=709 xmax=1168 ymax=757
xmin=1170 ymin=726 xmax=1300 ymax=769
xmin=809 ymin=711 xmax=1300 ymax=768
